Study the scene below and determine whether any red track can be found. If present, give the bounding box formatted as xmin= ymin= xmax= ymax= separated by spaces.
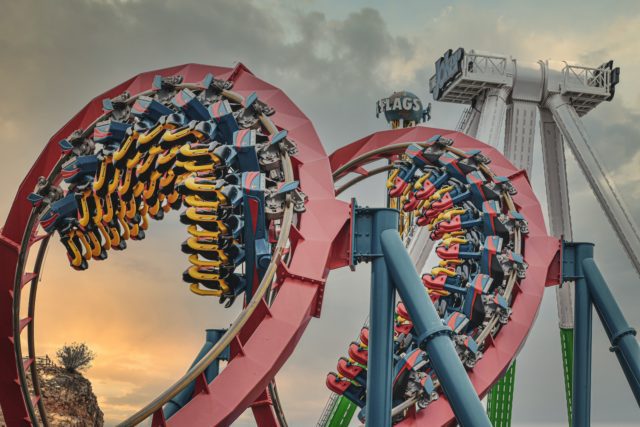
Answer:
xmin=330 ymin=127 xmax=558 ymax=426
xmin=1 ymin=67 xmax=556 ymax=426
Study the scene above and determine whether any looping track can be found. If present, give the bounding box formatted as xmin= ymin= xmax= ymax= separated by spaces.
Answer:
xmin=329 ymin=127 xmax=558 ymax=425
xmin=1 ymin=66 xmax=557 ymax=427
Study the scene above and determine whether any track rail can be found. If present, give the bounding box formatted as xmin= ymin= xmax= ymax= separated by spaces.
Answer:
xmin=1 ymin=68 xmax=557 ymax=427
xmin=1 ymin=64 xmax=347 ymax=427
xmin=328 ymin=127 xmax=557 ymax=425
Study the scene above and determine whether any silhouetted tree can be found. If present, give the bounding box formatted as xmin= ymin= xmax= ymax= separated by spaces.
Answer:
xmin=56 ymin=343 xmax=95 ymax=373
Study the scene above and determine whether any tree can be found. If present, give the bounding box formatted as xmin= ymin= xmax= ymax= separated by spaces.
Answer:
xmin=56 ymin=342 xmax=95 ymax=373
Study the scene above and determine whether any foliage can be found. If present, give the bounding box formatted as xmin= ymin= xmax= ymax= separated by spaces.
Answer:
xmin=56 ymin=342 xmax=95 ymax=373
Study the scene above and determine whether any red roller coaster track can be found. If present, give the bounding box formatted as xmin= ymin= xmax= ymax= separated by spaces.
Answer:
xmin=0 ymin=65 xmax=557 ymax=426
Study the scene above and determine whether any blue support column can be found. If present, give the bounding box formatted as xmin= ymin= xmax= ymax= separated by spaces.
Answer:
xmin=351 ymin=204 xmax=399 ymax=426
xmin=582 ymin=258 xmax=640 ymax=404
xmin=564 ymin=242 xmax=594 ymax=427
xmin=164 ymin=329 xmax=230 ymax=418
xmin=379 ymin=229 xmax=491 ymax=427
xmin=367 ymin=211 xmax=399 ymax=426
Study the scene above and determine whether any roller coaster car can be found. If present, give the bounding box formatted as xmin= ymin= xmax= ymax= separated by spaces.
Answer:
xmin=348 ymin=342 xmax=368 ymax=366
xmin=396 ymin=302 xmax=410 ymax=320
xmin=61 ymin=155 xmax=100 ymax=189
xmin=395 ymin=303 xmax=415 ymax=341
xmin=401 ymin=190 xmax=420 ymax=212
xmin=182 ymin=226 xmax=235 ymax=249
xmin=421 ymin=267 xmax=465 ymax=293
xmin=359 ymin=327 xmax=369 ymax=346
xmin=440 ymin=149 xmax=491 ymax=181
xmin=183 ymin=262 xmax=236 ymax=281
xmin=58 ymin=129 xmax=95 ymax=156
xmin=385 ymin=143 xmax=433 ymax=199
xmin=159 ymin=123 xmax=202 ymax=151
xmin=183 ymin=266 xmax=245 ymax=293
xmin=102 ymin=92 xmax=131 ymax=122
xmin=325 ymin=373 xmax=366 ymax=408
xmin=499 ymin=250 xmax=528 ymax=279
xmin=388 ymin=160 xmax=418 ymax=198
xmin=436 ymin=236 xmax=481 ymax=261
xmin=420 ymin=134 xmax=453 ymax=164
xmin=462 ymin=274 xmax=493 ymax=329
xmin=265 ymin=181 xmax=306 ymax=220
xmin=209 ymin=99 xmax=240 ymax=144
xmin=392 ymin=349 xmax=427 ymax=404
xmin=413 ymin=168 xmax=449 ymax=201
xmin=466 ymin=171 xmax=504 ymax=206
xmin=177 ymin=175 xmax=242 ymax=206
xmin=394 ymin=331 xmax=415 ymax=356
xmin=479 ymin=235 xmax=505 ymax=286
xmin=197 ymin=73 xmax=234 ymax=103
xmin=172 ymin=89 xmax=211 ymax=121
xmin=131 ymin=96 xmax=174 ymax=124
xmin=151 ymin=74 xmax=183 ymax=102
xmin=134 ymin=117 xmax=179 ymax=155
xmin=453 ymin=333 xmax=482 ymax=369
xmin=404 ymin=143 xmax=432 ymax=170
xmin=229 ymin=129 xmax=264 ymax=172
xmin=395 ymin=301 xmax=414 ymax=327
xmin=445 ymin=311 xmax=471 ymax=335
xmin=154 ymin=146 xmax=181 ymax=176
xmin=422 ymin=183 xmax=472 ymax=221
xmin=39 ymin=194 xmax=89 ymax=270
xmin=337 ymin=357 xmax=367 ymax=387
xmin=180 ymin=211 xmax=243 ymax=236
xmin=482 ymin=201 xmax=529 ymax=240
xmin=39 ymin=193 xmax=78 ymax=235
xmin=244 ymin=91 xmax=275 ymax=117
xmin=112 ymin=127 xmax=140 ymax=169
xmin=508 ymin=210 xmax=529 ymax=235
xmin=415 ymin=373 xmax=438 ymax=409
xmin=93 ymin=121 xmax=132 ymax=154
xmin=177 ymin=139 xmax=219 ymax=164
xmin=181 ymin=238 xmax=245 ymax=265
xmin=256 ymin=130 xmax=297 ymax=172
xmin=431 ymin=208 xmax=482 ymax=240
xmin=482 ymin=293 xmax=512 ymax=325
xmin=28 ymin=177 xmax=64 ymax=208
xmin=218 ymin=277 xmax=248 ymax=307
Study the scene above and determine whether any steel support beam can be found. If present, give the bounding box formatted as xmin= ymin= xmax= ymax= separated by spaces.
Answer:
xmin=380 ymin=229 xmax=491 ymax=427
xmin=492 ymin=94 xmax=539 ymax=427
xmin=406 ymin=226 xmax=435 ymax=275
xmin=164 ymin=329 xmax=228 ymax=419
xmin=503 ymin=100 xmax=538 ymax=172
xmin=582 ymin=258 xmax=640 ymax=404
xmin=547 ymin=94 xmax=640 ymax=277
xmin=540 ymin=108 xmax=576 ymax=424
xmin=465 ymin=106 xmax=481 ymax=137
xmin=475 ymin=87 xmax=510 ymax=146
xmin=564 ymin=242 xmax=594 ymax=427
xmin=353 ymin=206 xmax=399 ymax=426
xmin=541 ymin=108 xmax=575 ymax=327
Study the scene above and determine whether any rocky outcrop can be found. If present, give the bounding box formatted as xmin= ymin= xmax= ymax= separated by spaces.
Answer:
xmin=0 ymin=361 xmax=103 ymax=426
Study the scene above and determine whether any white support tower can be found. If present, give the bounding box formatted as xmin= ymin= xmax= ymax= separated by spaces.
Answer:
xmin=429 ymin=49 xmax=631 ymax=334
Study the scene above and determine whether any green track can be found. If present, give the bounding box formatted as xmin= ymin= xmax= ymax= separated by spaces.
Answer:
xmin=560 ymin=327 xmax=574 ymax=425
xmin=326 ymin=395 xmax=357 ymax=427
xmin=487 ymin=361 xmax=517 ymax=426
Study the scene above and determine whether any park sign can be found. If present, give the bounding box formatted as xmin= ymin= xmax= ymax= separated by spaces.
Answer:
xmin=432 ymin=48 xmax=465 ymax=101
xmin=376 ymin=91 xmax=429 ymax=125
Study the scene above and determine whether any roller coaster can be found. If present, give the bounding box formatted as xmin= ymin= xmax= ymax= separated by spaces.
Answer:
xmin=0 ymin=60 xmax=638 ymax=427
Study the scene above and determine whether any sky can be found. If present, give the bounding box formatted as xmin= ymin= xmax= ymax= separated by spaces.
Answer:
xmin=1 ymin=0 xmax=640 ymax=425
